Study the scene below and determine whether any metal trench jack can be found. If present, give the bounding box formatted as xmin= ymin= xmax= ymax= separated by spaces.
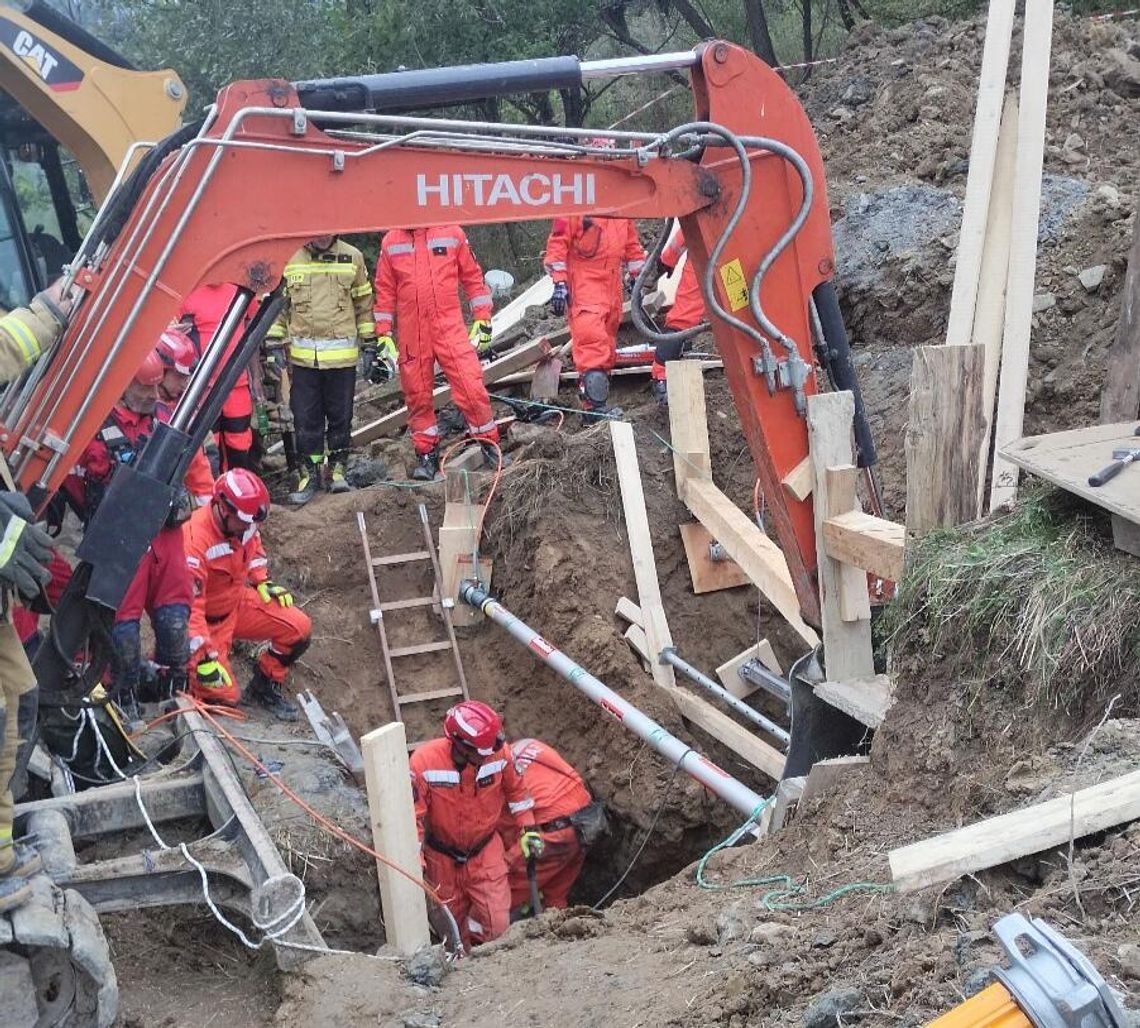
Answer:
xmin=10 ymin=698 xmax=325 ymax=1019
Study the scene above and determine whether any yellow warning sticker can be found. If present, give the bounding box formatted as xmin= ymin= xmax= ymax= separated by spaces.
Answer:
xmin=719 ymin=258 xmax=749 ymax=312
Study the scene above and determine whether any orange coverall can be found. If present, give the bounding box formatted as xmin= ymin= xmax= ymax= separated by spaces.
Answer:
xmin=182 ymin=504 xmax=310 ymax=705
xmin=373 ymin=226 xmax=498 ymax=456
xmin=543 ymin=217 xmax=646 ymax=374
xmin=410 ymin=736 xmax=536 ymax=948
xmin=652 ymin=227 xmax=706 ymax=382
xmin=497 ymin=738 xmax=593 ymax=911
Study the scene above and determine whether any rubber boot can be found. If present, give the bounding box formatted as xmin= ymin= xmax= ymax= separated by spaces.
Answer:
xmin=244 ymin=669 xmax=298 ymax=722
xmin=481 ymin=441 xmax=512 ymax=470
xmin=651 ymin=379 xmax=669 ymax=407
xmin=328 ymin=451 xmax=353 ymax=494
xmin=412 ymin=448 xmax=443 ymax=482
xmin=579 ymin=369 xmax=623 ymax=420
xmin=289 ymin=457 xmax=322 ymax=506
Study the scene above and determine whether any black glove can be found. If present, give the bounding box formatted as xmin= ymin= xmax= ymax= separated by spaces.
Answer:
xmin=550 ymin=282 xmax=569 ymax=317
xmin=655 ymin=257 xmax=673 ymax=280
xmin=0 ymin=492 xmax=53 ymax=601
xmin=263 ymin=347 xmax=286 ymax=385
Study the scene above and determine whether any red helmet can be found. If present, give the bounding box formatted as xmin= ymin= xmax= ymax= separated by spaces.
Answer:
xmin=444 ymin=700 xmax=503 ymax=756
xmin=133 ymin=350 xmax=164 ymax=387
xmin=213 ymin=468 xmax=270 ymax=524
xmin=156 ymin=327 xmax=197 ymax=375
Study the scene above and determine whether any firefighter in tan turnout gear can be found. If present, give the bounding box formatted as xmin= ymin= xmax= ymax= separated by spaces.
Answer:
xmin=267 ymin=235 xmax=377 ymax=505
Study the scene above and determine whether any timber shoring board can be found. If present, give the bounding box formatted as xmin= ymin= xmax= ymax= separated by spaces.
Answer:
xmin=678 ymin=522 xmax=751 ymax=594
xmin=905 ymin=344 xmax=987 ymax=538
xmin=814 ymin=675 xmax=893 ymax=729
xmin=666 ymin=360 xmax=713 ymax=494
xmin=670 ymin=688 xmax=785 ymax=782
xmin=1001 ymin=421 xmax=1140 ymax=528
xmin=821 ymin=511 xmax=906 ymax=583
xmin=715 ymin=640 xmax=783 ymax=701
xmin=889 ymin=767 xmax=1140 ymax=893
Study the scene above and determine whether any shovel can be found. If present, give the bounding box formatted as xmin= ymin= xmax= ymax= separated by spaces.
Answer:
xmin=1088 ymin=447 xmax=1140 ymax=487
xmin=527 ymin=854 xmax=543 ymax=917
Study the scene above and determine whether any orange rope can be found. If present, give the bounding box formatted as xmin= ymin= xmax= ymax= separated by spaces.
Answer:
xmin=130 ymin=700 xmax=244 ymax=740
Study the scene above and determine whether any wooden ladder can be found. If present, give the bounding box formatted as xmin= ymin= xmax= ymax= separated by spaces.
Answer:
xmin=357 ymin=503 xmax=470 ymax=748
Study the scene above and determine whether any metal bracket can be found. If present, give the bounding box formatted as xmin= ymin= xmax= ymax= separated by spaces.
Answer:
xmin=331 ymin=150 xmax=345 ymax=172
xmin=291 ymin=109 xmax=307 ymax=135
xmin=369 ymin=608 xmax=382 ymax=624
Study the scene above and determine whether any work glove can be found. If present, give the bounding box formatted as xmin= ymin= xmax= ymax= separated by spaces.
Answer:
xmin=655 ymin=257 xmax=673 ymax=280
xmin=468 ymin=319 xmax=493 ymax=353
xmin=0 ymin=492 xmax=53 ymax=601
xmin=369 ymin=336 xmax=397 ymax=384
xmin=519 ymin=830 xmax=545 ymax=860
xmin=256 ymin=581 xmax=294 ymax=607
xmin=195 ymin=657 xmax=232 ymax=690
xmin=550 ymin=282 xmax=569 ymax=317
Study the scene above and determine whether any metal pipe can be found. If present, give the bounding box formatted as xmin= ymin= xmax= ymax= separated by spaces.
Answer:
xmin=581 ymin=52 xmax=700 ymax=78
xmin=660 ymin=648 xmax=790 ymax=748
xmin=460 ymin=583 xmax=767 ymax=819
xmin=170 ymin=291 xmax=252 ymax=433
xmin=738 ymin=659 xmax=792 ymax=706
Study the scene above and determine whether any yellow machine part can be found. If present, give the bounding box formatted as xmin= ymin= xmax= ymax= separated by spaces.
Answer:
xmin=927 ymin=983 xmax=1031 ymax=1028
xmin=0 ymin=4 xmax=186 ymax=200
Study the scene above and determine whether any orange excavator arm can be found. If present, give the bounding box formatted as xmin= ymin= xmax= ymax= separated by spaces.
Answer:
xmin=3 ymin=41 xmax=871 ymax=637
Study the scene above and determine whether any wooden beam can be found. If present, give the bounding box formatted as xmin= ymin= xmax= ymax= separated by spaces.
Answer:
xmin=824 ymin=465 xmax=869 ymax=623
xmin=814 ymin=674 xmax=893 ymax=729
xmin=889 ymin=767 xmax=1140 ymax=893
xmin=610 ymin=421 xmax=675 ymax=690
xmin=623 ymin=623 xmax=651 ymax=671
xmin=972 ymin=92 xmax=1020 ymax=518
xmin=360 ymin=723 xmax=430 ymax=956
xmin=905 ymin=344 xmax=987 ymax=538
xmin=351 ymin=335 xmax=551 ymax=445
xmin=665 ymin=360 xmax=713 ymax=496
xmin=670 ymin=688 xmax=784 ymax=781
xmin=807 ymin=392 xmax=873 ymax=682
xmin=801 ymin=755 xmax=871 ymax=807
xmin=438 ymin=481 xmax=489 ymax=628
xmin=716 ymin=640 xmax=782 ymax=701
xmin=493 ymin=359 xmax=722 ymax=388
xmin=614 ymin=596 xmax=643 ymax=628
xmin=989 ymin=0 xmax=1055 ymax=510
xmin=944 ymin=0 xmax=1017 ymax=348
xmin=489 ymin=275 xmax=554 ymax=341
xmin=781 ymin=455 xmax=814 ymax=502
xmin=678 ymin=522 xmax=750 ymax=594
xmin=683 ymin=478 xmax=818 ymax=648
xmin=822 ymin=511 xmax=906 ymax=583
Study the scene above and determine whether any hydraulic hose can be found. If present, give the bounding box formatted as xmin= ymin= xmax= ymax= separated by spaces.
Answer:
xmin=460 ymin=583 xmax=767 ymax=819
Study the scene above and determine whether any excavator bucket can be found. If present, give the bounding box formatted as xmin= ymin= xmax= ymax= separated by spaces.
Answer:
xmin=783 ymin=647 xmax=872 ymax=779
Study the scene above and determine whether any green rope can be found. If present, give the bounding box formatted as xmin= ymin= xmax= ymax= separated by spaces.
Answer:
xmin=695 ymin=807 xmax=896 ymax=910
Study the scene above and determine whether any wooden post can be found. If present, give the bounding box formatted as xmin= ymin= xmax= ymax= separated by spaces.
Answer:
xmin=806 ymin=392 xmax=874 ymax=683
xmin=438 ymin=471 xmax=489 ymax=628
xmin=971 ymin=92 xmax=1020 ymax=517
xmin=989 ymin=0 xmax=1055 ymax=510
xmin=610 ymin=420 xmax=676 ymax=690
xmin=665 ymin=359 xmax=712 ymax=498
xmin=905 ymin=344 xmax=986 ymax=539
xmin=944 ymin=0 xmax=1017 ymax=349
xmin=360 ymin=722 xmax=430 ymax=956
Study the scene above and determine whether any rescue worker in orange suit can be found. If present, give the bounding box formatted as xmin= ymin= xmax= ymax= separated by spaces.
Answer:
xmin=60 ymin=350 xmax=193 ymax=704
xmin=650 ymin=223 xmax=707 ymax=406
xmin=373 ymin=225 xmax=503 ymax=482
xmin=497 ymin=737 xmax=598 ymax=914
xmin=155 ymin=327 xmax=215 ymax=507
xmin=544 ymin=203 xmax=647 ymax=418
xmin=183 ymin=469 xmax=310 ymax=721
xmin=178 ymin=283 xmax=259 ymax=472
xmin=409 ymin=701 xmax=542 ymax=950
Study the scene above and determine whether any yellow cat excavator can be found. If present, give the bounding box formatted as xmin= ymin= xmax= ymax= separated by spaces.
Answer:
xmin=0 ymin=0 xmax=184 ymax=305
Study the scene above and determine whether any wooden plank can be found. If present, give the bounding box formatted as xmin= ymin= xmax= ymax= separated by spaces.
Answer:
xmin=360 ymin=722 xmax=430 ymax=955
xmin=889 ymin=767 xmax=1140 ymax=893
xmin=815 ymin=674 xmax=893 ymax=728
xmin=388 ymin=641 xmax=452 ymax=659
xmin=614 ymin=596 xmax=643 ymax=628
xmin=494 ymin=358 xmax=722 ymax=388
xmin=670 ymin=688 xmax=784 ymax=781
xmin=822 ymin=511 xmax=906 ymax=583
xmin=1101 ymin=191 xmax=1140 ymax=423
xmin=373 ymin=550 xmax=431 ymax=567
xmin=378 ymin=596 xmax=436 ymax=612
xmin=715 ymin=640 xmax=782 ymax=701
xmin=905 ymin=344 xmax=987 ymax=538
xmin=944 ymin=0 xmax=1017 ymax=348
xmin=610 ymin=420 xmax=675 ymax=690
xmin=623 ymin=623 xmax=651 ymax=670
xmin=352 ymin=335 xmax=552 ymax=445
xmin=765 ymin=776 xmax=806 ymax=835
xmin=1001 ymin=421 xmax=1140 ymax=527
xmin=396 ymin=686 xmax=465 ymax=705
xmin=683 ymin=478 xmax=819 ymax=648
xmin=438 ymin=494 xmax=489 ymax=628
xmin=665 ymin=360 xmax=713 ymax=496
xmin=807 ymin=393 xmax=873 ymax=682
xmin=678 ymin=522 xmax=751 ymax=594
xmin=989 ymin=0 xmax=1055 ymax=510
xmin=1111 ymin=514 xmax=1140 ymax=557
xmin=824 ymin=465 xmax=869 ymax=623
xmin=800 ymin=755 xmax=871 ymax=807
xmin=972 ymin=92 xmax=1020 ymax=518
xmin=490 ymin=275 xmax=554 ymax=340
xmin=781 ymin=455 xmax=814 ymax=502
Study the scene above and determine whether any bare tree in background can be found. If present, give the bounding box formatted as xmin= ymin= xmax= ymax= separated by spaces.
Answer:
xmin=742 ymin=0 xmax=779 ymax=66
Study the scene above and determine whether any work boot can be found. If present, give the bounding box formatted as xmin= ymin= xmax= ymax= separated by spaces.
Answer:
xmin=0 ymin=840 xmax=43 ymax=912
xmin=651 ymin=379 xmax=669 ymax=407
xmin=288 ymin=459 xmax=322 ymax=506
xmin=328 ymin=459 xmax=352 ymax=494
xmin=412 ymin=448 xmax=443 ymax=482
xmin=245 ymin=670 xmax=299 ymax=722
xmin=579 ymin=369 xmax=623 ymax=421
xmin=481 ymin=441 xmax=512 ymax=470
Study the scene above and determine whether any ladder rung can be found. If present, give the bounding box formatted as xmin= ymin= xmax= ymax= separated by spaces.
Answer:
xmin=379 ymin=596 xmax=436 ymax=612
xmin=389 ymin=640 xmax=452 ymax=658
xmin=372 ymin=550 xmax=431 ymax=566
xmin=397 ymin=686 xmax=465 ymax=705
